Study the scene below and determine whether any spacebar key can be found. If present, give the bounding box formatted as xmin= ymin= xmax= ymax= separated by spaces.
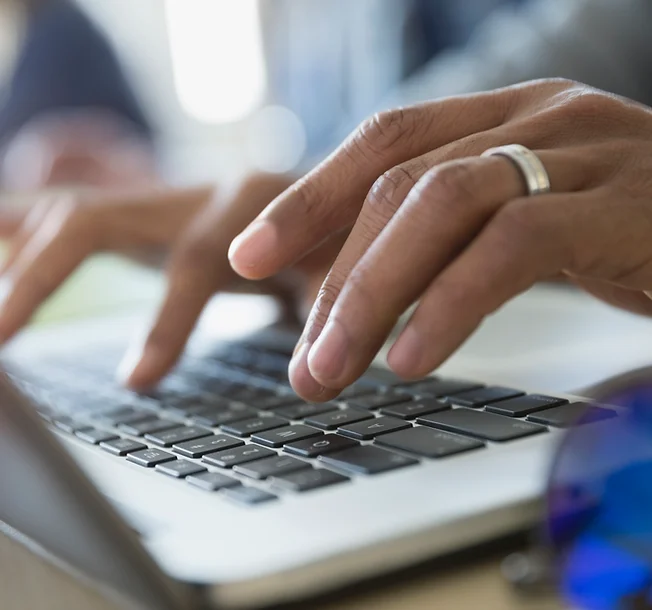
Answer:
xmin=319 ymin=445 xmax=418 ymax=475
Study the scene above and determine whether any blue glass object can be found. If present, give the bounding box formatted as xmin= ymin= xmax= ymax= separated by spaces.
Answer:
xmin=546 ymin=385 xmax=652 ymax=609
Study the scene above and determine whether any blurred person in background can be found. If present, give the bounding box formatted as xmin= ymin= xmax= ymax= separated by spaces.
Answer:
xmin=0 ymin=0 xmax=649 ymax=392
xmin=0 ymin=0 xmax=157 ymax=193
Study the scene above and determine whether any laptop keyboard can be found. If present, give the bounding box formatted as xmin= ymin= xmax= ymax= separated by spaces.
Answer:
xmin=10 ymin=338 xmax=618 ymax=507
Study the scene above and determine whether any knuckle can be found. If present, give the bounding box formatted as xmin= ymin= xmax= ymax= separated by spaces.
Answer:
xmin=417 ymin=161 xmax=481 ymax=215
xmin=366 ymin=165 xmax=422 ymax=221
xmin=287 ymin=174 xmax=336 ymax=227
xmin=309 ymin=280 xmax=343 ymax=334
xmin=547 ymin=87 xmax=632 ymax=132
xmin=570 ymin=90 xmax=621 ymax=118
xmin=353 ymin=109 xmax=413 ymax=158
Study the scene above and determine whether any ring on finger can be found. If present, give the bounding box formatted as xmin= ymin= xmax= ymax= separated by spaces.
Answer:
xmin=481 ymin=144 xmax=552 ymax=197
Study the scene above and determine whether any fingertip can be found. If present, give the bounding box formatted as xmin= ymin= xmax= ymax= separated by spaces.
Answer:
xmin=387 ymin=325 xmax=425 ymax=379
xmin=228 ymin=220 xmax=278 ymax=279
xmin=117 ymin=343 xmax=167 ymax=390
xmin=289 ymin=342 xmax=340 ymax=403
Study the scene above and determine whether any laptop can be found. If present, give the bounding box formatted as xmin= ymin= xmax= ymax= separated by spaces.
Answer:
xmin=0 ymin=291 xmax=622 ymax=609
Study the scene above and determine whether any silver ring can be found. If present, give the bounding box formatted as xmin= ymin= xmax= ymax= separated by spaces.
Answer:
xmin=481 ymin=144 xmax=551 ymax=197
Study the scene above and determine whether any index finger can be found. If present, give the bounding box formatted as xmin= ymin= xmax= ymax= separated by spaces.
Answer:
xmin=229 ymin=91 xmax=512 ymax=280
xmin=121 ymin=175 xmax=294 ymax=389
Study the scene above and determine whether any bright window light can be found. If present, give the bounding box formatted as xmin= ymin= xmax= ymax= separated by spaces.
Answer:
xmin=165 ymin=0 xmax=266 ymax=124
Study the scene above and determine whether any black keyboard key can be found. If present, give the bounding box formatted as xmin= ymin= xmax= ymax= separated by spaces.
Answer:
xmin=271 ymin=469 xmax=349 ymax=492
xmin=252 ymin=425 xmax=323 ymax=448
xmin=380 ymin=398 xmax=450 ymax=420
xmin=284 ymin=434 xmax=359 ymax=458
xmin=320 ymin=446 xmax=418 ymax=475
xmin=398 ymin=379 xmax=483 ymax=398
xmin=222 ymin=486 xmax=278 ymax=505
xmin=347 ymin=393 xmax=412 ymax=411
xmin=271 ymin=402 xmax=339 ymax=421
xmin=186 ymin=471 xmax=240 ymax=491
xmin=486 ymin=395 xmax=568 ymax=418
xmin=446 ymin=387 xmax=525 ymax=407
xmin=305 ymin=408 xmax=373 ymax=431
xmin=361 ymin=369 xmax=409 ymax=389
xmin=191 ymin=405 xmax=259 ymax=427
xmin=375 ymin=427 xmax=484 ymax=458
xmin=52 ymin=416 xmax=91 ymax=434
xmin=418 ymin=409 xmax=546 ymax=442
xmin=234 ymin=455 xmax=310 ymax=480
xmin=336 ymin=384 xmax=376 ymax=400
xmin=173 ymin=435 xmax=244 ymax=458
xmin=127 ymin=448 xmax=176 ymax=468
xmin=145 ymin=426 xmax=212 ymax=447
xmin=244 ymin=394 xmax=302 ymax=411
xmin=203 ymin=445 xmax=276 ymax=468
xmin=94 ymin=407 xmax=152 ymax=427
xmin=222 ymin=416 xmax=287 ymax=438
xmin=75 ymin=428 xmax=119 ymax=445
xmin=338 ymin=416 xmax=410 ymax=441
xmin=100 ymin=438 xmax=146 ymax=456
xmin=156 ymin=460 xmax=207 ymax=479
xmin=527 ymin=402 xmax=617 ymax=428
xmin=119 ymin=418 xmax=179 ymax=437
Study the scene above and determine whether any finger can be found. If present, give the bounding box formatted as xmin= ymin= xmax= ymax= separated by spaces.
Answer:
xmin=121 ymin=175 xmax=294 ymax=389
xmin=303 ymin=150 xmax=591 ymax=393
xmin=573 ymin=278 xmax=652 ymax=317
xmin=0 ymin=212 xmax=98 ymax=341
xmin=229 ymin=92 xmax=512 ymax=280
xmin=288 ymin=131 xmax=511 ymax=397
xmin=0 ymin=200 xmax=53 ymax=275
xmin=120 ymin=243 xmax=226 ymax=390
xmin=387 ymin=192 xmax=587 ymax=378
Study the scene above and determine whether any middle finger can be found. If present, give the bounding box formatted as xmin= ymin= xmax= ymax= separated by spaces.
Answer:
xmin=300 ymin=150 xmax=589 ymax=395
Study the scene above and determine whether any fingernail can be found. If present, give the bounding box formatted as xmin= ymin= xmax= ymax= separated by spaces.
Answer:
xmin=228 ymin=220 xmax=277 ymax=276
xmin=308 ymin=319 xmax=349 ymax=383
xmin=289 ymin=342 xmax=327 ymax=398
xmin=388 ymin=325 xmax=424 ymax=377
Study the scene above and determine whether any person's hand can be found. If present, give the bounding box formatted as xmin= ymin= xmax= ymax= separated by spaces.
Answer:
xmin=0 ymin=173 xmax=341 ymax=388
xmin=229 ymin=78 xmax=652 ymax=402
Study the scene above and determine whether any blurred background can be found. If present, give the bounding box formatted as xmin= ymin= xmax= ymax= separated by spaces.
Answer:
xmin=0 ymin=0 xmax=647 ymax=329
xmin=0 ymin=0 xmax=551 ymax=188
